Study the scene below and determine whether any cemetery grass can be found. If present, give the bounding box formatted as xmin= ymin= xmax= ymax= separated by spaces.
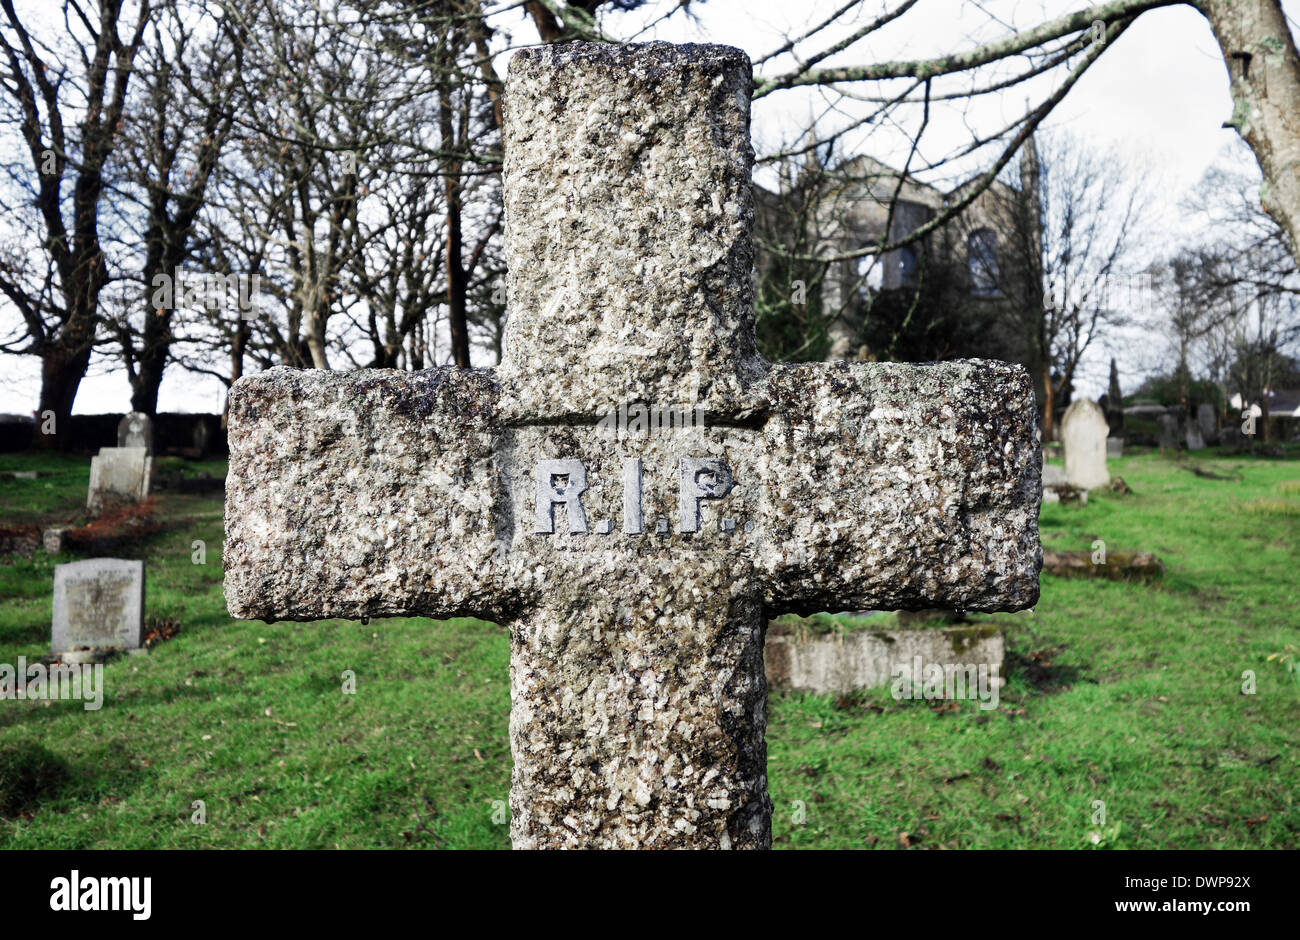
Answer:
xmin=0 ymin=449 xmax=1297 ymax=849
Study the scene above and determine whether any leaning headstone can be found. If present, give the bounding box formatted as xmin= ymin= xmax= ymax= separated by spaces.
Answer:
xmin=87 ymin=446 xmax=151 ymax=515
xmin=1157 ymin=413 xmax=1180 ymax=450
xmin=223 ymin=42 xmax=1042 ymax=850
xmin=116 ymin=412 xmax=153 ymax=453
xmin=1061 ymin=399 xmax=1109 ymax=489
xmin=52 ymin=558 xmax=146 ymax=662
xmin=1196 ymin=403 xmax=1217 ymax=444
xmin=1106 ymin=437 xmax=1123 ymax=458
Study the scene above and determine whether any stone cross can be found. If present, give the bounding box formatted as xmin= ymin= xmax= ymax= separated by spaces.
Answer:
xmin=223 ymin=42 xmax=1041 ymax=849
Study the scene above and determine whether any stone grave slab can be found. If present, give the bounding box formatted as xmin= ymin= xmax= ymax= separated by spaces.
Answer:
xmin=52 ymin=558 xmax=145 ymax=656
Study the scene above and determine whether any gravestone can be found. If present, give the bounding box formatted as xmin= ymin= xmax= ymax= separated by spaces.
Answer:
xmin=117 ymin=412 xmax=153 ymax=453
xmin=87 ymin=446 xmax=152 ymax=515
xmin=766 ymin=626 xmax=1004 ymax=696
xmin=1157 ymin=413 xmax=1180 ymax=450
xmin=1196 ymin=403 xmax=1217 ymax=444
xmin=1186 ymin=424 xmax=1206 ymax=450
xmin=1106 ymin=437 xmax=1123 ymax=458
xmin=191 ymin=419 xmax=211 ymax=458
xmin=52 ymin=558 xmax=145 ymax=659
xmin=1061 ymin=398 xmax=1109 ymax=490
xmin=223 ymin=43 xmax=1042 ymax=850
xmin=42 ymin=528 xmax=66 ymax=554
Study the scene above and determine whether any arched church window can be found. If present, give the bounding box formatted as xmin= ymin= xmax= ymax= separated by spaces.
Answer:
xmin=897 ymin=245 xmax=919 ymax=287
xmin=968 ymin=229 xmax=999 ymax=297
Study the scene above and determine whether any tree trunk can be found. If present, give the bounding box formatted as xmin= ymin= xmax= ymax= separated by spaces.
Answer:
xmin=1041 ymin=361 xmax=1055 ymax=442
xmin=35 ymin=342 xmax=93 ymax=451
xmin=441 ymin=81 xmax=471 ymax=369
xmin=446 ymin=190 xmax=470 ymax=368
xmin=130 ymin=306 xmax=172 ymax=415
xmin=223 ymin=318 xmax=248 ymax=430
xmin=1198 ymin=0 xmax=1300 ymax=263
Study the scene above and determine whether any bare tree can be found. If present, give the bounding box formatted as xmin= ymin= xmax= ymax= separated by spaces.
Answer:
xmin=753 ymin=0 xmax=1300 ymax=270
xmin=0 ymin=0 xmax=152 ymax=447
xmin=1158 ymin=148 xmax=1299 ymax=438
xmin=107 ymin=1 xmax=242 ymax=415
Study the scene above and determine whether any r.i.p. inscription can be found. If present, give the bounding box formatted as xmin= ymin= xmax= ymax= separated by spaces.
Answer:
xmin=533 ymin=454 xmax=739 ymax=538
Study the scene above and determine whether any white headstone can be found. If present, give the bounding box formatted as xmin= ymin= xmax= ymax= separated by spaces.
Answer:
xmin=1061 ymin=399 xmax=1110 ymax=490
xmin=87 ymin=447 xmax=152 ymax=515
xmin=52 ymin=558 xmax=145 ymax=654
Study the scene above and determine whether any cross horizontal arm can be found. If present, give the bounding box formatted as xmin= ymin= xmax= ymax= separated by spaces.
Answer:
xmin=755 ymin=359 xmax=1041 ymax=613
xmin=223 ymin=367 xmax=511 ymax=623
xmin=224 ymin=358 xmax=1040 ymax=624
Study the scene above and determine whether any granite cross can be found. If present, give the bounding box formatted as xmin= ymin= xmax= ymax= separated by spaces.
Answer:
xmin=223 ymin=42 xmax=1041 ymax=849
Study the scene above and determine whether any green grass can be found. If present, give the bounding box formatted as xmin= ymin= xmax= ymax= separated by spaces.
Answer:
xmin=0 ymin=447 xmax=1297 ymax=848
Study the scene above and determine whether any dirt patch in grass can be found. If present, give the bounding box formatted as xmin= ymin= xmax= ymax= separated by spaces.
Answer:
xmin=1006 ymin=644 xmax=1083 ymax=694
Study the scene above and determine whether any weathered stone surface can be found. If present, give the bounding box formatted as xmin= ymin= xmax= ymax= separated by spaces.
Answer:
xmin=1186 ymin=424 xmax=1206 ymax=450
xmin=1106 ymin=437 xmax=1123 ymax=458
xmin=226 ymin=360 xmax=1040 ymax=621
xmin=1061 ymin=399 xmax=1109 ymax=490
xmin=1042 ymin=550 xmax=1163 ymax=582
xmin=765 ymin=625 xmax=1003 ymax=696
xmin=223 ymin=367 xmax=506 ymax=622
xmin=52 ymin=558 xmax=145 ymax=653
xmin=1197 ymin=403 xmax=1218 ymax=444
xmin=757 ymin=361 xmax=1039 ymax=613
xmin=224 ymin=42 xmax=1042 ymax=850
xmin=1157 ymin=413 xmax=1180 ymax=450
xmin=87 ymin=447 xmax=151 ymax=515
xmin=42 ymin=528 xmax=65 ymax=554
xmin=498 ymin=42 xmax=765 ymax=422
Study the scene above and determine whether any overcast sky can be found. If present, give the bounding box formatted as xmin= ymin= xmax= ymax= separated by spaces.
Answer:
xmin=2 ymin=0 xmax=1297 ymax=415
